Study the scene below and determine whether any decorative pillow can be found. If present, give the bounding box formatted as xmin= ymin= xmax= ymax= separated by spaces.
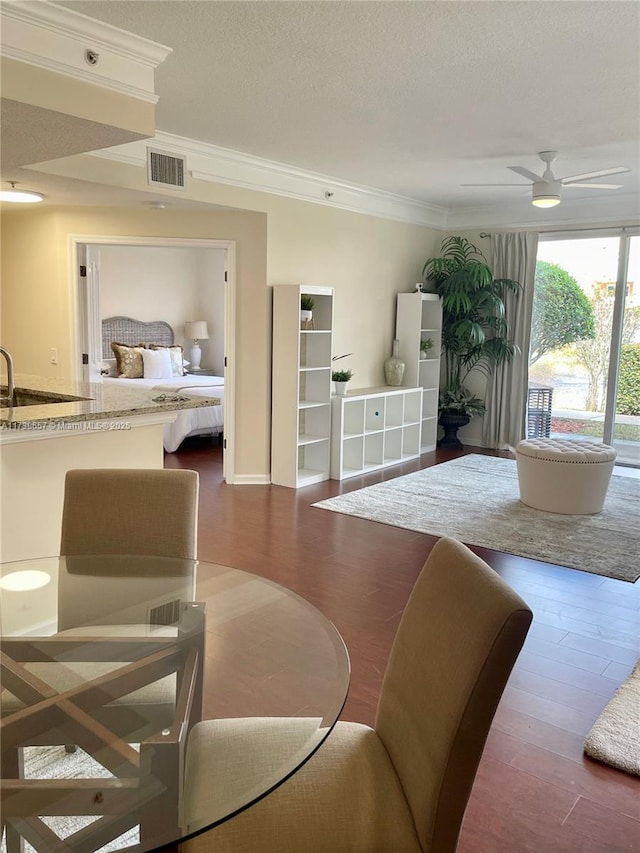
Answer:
xmin=100 ymin=358 xmax=118 ymax=377
xmin=141 ymin=347 xmax=173 ymax=380
xmin=111 ymin=342 xmax=145 ymax=378
xmin=150 ymin=344 xmax=186 ymax=377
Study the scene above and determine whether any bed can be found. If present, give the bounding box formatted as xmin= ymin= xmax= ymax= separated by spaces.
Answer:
xmin=100 ymin=316 xmax=224 ymax=453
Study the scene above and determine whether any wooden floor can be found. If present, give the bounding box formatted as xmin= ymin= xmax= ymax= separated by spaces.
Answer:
xmin=165 ymin=442 xmax=640 ymax=852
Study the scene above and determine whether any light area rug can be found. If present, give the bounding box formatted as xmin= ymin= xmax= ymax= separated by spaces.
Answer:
xmin=312 ymin=454 xmax=640 ymax=582
xmin=584 ymin=661 xmax=640 ymax=776
xmin=0 ymin=745 xmax=139 ymax=853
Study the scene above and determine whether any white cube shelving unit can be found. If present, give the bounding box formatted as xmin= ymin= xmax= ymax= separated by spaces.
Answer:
xmin=271 ymin=285 xmax=334 ymax=488
xmin=330 ymin=386 xmax=423 ymax=480
xmin=395 ymin=292 xmax=442 ymax=453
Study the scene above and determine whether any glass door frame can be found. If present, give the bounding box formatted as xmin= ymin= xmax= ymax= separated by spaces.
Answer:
xmin=538 ymin=226 xmax=639 ymax=455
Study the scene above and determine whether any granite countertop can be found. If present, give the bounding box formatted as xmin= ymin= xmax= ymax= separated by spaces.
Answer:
xmin=0 ymin=374 xmax=221 ymax=427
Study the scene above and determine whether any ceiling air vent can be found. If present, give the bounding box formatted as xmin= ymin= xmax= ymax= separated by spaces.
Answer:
xmin=147 ymin=149 xmax=186 ymax=189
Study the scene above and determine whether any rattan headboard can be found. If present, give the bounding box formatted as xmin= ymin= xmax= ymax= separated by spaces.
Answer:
xmin=102 ymin=316 xmax=174 ymax=359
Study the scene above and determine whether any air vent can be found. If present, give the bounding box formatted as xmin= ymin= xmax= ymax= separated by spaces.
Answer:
xmin=147 ymin=149 xmax=186 ymax=189
xmin=149 ymin=599 xmax=182 ymax=626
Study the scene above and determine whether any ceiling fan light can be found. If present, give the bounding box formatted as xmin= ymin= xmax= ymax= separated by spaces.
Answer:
xmin=0 ymin=188 xmax=44 ymax=203
xmin=531 ymin=181 xmax=561 ymax=208
xmin=532 ymin=194 xmax=561 ymax=208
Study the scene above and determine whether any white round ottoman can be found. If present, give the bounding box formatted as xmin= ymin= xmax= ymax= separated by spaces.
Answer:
xmin=515 ymin=438 xmax=617 ymax=515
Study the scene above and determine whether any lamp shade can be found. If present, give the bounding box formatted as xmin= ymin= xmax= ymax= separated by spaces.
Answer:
xmin=184 ymin=321 xmax=209 ymax=340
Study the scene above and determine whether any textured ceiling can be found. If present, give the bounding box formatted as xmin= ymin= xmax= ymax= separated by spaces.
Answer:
xmin=36 ymin=1 xmax=640 ymax=214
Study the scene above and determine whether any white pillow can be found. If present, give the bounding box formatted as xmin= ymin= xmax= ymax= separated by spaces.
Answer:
xmin=141 ymin=347 xmax=173 ymax=380
xmin=100 ymin=358 xmax=118 ymax=377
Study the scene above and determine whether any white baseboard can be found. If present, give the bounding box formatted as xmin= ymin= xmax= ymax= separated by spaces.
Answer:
xmin=227 ymin=474 xmax=272 ymax=485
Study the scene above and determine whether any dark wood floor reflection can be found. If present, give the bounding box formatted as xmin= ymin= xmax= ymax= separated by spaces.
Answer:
xmin=165 ymin=442 xmax=640 ymax=852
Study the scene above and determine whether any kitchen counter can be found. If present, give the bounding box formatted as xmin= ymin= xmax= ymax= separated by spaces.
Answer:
xmin=0 ymin=374 xmax=222 ymax=561
xmin=1 ymin=373 xmax=220 ymax=430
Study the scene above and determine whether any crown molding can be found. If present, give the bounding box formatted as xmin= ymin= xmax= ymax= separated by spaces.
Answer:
xmin=90 ymin=132 xmax=448 ymax=228
xmin=0 ymin=0 xmax=171 ymax=102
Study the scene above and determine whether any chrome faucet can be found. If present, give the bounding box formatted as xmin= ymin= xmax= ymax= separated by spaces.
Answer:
xmin=0 ymin=346 xmax=15 ymax=406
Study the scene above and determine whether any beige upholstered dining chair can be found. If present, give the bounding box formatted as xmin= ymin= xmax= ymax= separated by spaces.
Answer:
xmin=180 ymin=536 xmax=532 ymax=853
xmin=55 ymin=467 xmax=200 ymax=741
xmin=60 ymin=467 xmax=199 ymax=559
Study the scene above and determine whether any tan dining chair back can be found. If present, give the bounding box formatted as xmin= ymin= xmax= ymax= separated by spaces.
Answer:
xmin=60 ymin=468 xmax=199 ymax=559
xmin=182 ymin=536 xmax=532 ymax=853
xmin=375 ymin=536 xmax=532 ymax=852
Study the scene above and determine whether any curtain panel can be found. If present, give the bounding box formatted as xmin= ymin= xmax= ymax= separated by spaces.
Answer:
xmin=482 ymin=232 xmax=539 ymax=450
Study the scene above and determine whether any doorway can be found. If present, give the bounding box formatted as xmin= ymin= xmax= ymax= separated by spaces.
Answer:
xmin=72 ymin=235 xmax=237 ymax=482
xmin=528 ymin=230 xmax=639 ymax=466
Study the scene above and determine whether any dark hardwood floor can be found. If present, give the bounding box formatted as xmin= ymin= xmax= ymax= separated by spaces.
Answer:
xmin=166 ymin=442 xmax=640 ymax=852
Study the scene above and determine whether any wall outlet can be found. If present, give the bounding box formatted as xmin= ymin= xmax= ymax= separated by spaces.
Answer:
xmin=50 ymin=348 xmax=58 ymax=364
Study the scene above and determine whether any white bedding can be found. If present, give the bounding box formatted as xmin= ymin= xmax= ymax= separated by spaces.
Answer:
xmin=103 ymin=375 xmax=224 ymax=452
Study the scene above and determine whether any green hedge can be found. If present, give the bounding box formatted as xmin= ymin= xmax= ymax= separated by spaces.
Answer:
xmin=617 ymin=343 xmax=640 ymax=416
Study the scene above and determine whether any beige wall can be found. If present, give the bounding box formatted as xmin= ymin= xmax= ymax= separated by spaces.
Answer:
xmin=1 ymin=183 xmax=438 ymax=478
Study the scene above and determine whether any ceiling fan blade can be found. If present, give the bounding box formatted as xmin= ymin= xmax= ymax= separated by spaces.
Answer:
xmin=561 ymin=167 xmax=630 ymax=184
xmin=460 ymin=183 xmax=529 ymax=187
xmin=563 ymin=182 xmax=623 ymax=189
xmin=507 ymin=166 xmax=541 ymax=182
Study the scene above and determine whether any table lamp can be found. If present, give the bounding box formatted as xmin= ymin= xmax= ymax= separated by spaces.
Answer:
xmin=184 ymin=320 xmax=209 ymax=369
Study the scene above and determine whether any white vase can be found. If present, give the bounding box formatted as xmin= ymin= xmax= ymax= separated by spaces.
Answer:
xmin=384 ymin=339 xmax=405 ymax=386
xmin=334 ymin=381 xmax=348 ymax=396
xmin=300 ymin=309 xmax=313 ymax=329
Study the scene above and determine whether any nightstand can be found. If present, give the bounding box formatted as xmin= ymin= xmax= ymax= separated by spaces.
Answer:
xmin=185 ymin=367 xmax=217 ymax=376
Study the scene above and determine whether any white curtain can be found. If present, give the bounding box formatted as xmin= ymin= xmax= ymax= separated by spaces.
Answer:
xmin=482 ymin=231 xmax=539 ymax=450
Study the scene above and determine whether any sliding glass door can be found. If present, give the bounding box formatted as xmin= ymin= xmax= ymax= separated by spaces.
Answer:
xmin=529 ymin=230 xmax=639 ymax=466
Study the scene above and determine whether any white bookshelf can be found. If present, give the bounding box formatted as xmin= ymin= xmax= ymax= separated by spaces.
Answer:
xmin=330 ymin=386 xmax=423 ymax=480
xmin=271 ymin=285 xmax=334 ymax=487
xmin=395 ymin=292 xmax=442 ymax=453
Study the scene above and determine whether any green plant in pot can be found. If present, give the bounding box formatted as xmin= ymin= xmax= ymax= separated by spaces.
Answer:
xmin=420 ymin=338 xmax=434 ymax=359
xmin=300 ymin=294 xmax=315 ymax=329
xmin=422 ymin=236 xmax=520 ymax=448
xmin=332 ymin=368 xmax=353 ymax=396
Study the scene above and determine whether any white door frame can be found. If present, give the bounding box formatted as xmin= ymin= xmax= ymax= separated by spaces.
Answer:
xmin=69 ymin=234 xmax=237 ymax=484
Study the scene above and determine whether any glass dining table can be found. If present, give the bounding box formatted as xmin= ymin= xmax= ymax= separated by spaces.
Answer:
xmin=0 ymin=555 xmax=350 ymax=852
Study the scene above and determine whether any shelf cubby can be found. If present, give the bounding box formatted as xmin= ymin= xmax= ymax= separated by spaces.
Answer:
xmin=272 ymin=284 xmax=334 ymax=488
xmin=330 ymin=386 xmax=423 ymax=480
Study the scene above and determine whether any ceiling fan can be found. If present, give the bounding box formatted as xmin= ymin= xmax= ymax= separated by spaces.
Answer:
xmin=461 ymin=151 xmax=630 ymax=208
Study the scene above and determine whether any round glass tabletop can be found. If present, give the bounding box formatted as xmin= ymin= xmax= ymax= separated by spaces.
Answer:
xmin=0 ymin=556 xmax=350 ymax=851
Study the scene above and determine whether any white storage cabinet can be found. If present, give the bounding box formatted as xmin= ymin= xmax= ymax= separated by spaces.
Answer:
xmin=395 ymin=293 xmax=442 ymax=453
xmin=330 ymin=386 xmax=423 ymax=480
xmin=271 ymin=285 xmax=333 ymax=487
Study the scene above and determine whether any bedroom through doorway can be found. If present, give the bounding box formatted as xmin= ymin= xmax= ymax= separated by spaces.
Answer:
xmin=73 ymin=236 xmax=236 ymax=483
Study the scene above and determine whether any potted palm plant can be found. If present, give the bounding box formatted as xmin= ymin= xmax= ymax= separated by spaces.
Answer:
xmin=422 ymin=236 xmax=520 ymax=448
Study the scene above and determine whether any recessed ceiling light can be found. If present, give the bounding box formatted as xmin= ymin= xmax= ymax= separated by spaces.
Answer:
xmin=0 ymin=181 xmax=44 ymax=204
xmin=0 ymin=569 xmax=51 ymax=591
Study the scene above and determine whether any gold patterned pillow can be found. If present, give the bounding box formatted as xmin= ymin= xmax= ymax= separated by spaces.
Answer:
xmin=150 ymin=344 xmax=185 ymax=377
xmin=111 ymin=342 xmax=146 ymax=378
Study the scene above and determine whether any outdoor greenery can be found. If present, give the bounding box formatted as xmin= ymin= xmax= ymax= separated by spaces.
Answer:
xmin=617 ymin=343 xmax=640 ymax=416
xmin=572 ymin=291 xmax=640 ymax=411
xmin=422 ymin=236 xmax=520 ymax=416
xmin=529 ymin=261 xmax=595 ymax=365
